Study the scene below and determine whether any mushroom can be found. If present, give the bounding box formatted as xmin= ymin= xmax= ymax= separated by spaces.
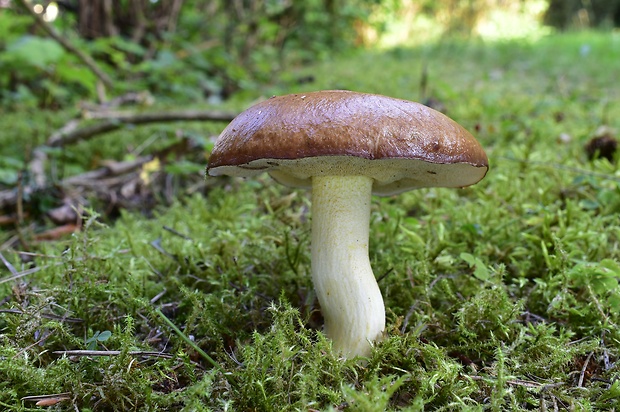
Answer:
xmin=207 ymin=90 xmax=488 ymax=358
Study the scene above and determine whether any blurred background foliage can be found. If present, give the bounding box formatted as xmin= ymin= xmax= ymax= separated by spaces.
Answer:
xmin=0 ymin=0 xmax=618 ymax=110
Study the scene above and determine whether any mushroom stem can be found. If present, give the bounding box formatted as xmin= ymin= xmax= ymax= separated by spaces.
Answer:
xmin=311 ymin=175 xmax=385 ymax=357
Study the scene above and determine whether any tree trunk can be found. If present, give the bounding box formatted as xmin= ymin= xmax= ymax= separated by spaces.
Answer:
xmin=78 ymin=0 xmax=116 ymax=39
xmin=76 ymin=0 xmax=184 ymax=42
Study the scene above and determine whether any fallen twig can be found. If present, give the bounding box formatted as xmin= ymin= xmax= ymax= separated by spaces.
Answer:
xmin=0 ymin=156 xmax=153 ymax=209
xmin=0 ymin=251 xmax=18 ymax=276
xmin=0 ymin=108 xmax=233 ymax=228
xmin=469 ymin=375 xmax=565 ymax=391
xmin=13 ymin=330 xmax=56 ymax=359
xmin=33 ymin=223 xmax=80 ymax=241
xmin=22 ymin=393 xmax=72 ymax=407
xmin=150 ymin=289 xmax=167 ymax=304
xmin=578 ymin=352 xmax=594 ymax=387
xmin=53 ymin=350 xmax=173 ymax=359
xmin=63 ymin=156 xmax=154 ymax=185
xmin=48 ymin=110 xmax=237 ymax=147
xmin=0 ymin=308 xmax=83 ymax=323
xmin=162 ymin=225 xmax=192 ymax=240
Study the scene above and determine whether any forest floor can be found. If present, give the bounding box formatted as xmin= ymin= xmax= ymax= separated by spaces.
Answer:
xmin=1 ymin=30 xmax=620 ymax=410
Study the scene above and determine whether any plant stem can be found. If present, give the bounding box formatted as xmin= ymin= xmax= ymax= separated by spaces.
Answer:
xmin=155 ymin=309 xmax=239 ymax=388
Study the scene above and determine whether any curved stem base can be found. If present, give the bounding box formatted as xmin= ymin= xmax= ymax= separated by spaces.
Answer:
xmin=311 ymin=175 xmax=385 ymax=358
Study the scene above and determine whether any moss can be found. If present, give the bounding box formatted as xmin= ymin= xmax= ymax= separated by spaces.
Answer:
xmin=2 ymin=31 xmax=620 ymax=410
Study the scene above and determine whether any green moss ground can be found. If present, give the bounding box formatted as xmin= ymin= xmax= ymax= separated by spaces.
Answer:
xmin=2 ymin=31 xmax=620 ymax=410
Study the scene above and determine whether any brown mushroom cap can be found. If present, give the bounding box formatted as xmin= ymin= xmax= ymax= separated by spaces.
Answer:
xmin=207 ymin=90 xmax=488 ymax=195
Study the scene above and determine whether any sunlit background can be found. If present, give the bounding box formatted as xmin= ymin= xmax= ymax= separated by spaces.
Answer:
xmin=11 ymin=0 xmax=618 ymax=45
xmin=0 ymin=0 xmax=618 ymax=112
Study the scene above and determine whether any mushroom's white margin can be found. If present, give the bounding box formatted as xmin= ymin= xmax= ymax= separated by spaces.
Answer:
xmin=311 ymin=175 xmax=385 ymax=358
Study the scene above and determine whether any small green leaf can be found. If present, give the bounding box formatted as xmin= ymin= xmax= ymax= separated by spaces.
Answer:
xmin=460 ymin=252 xmax=476 ymax=266
xmin=97 ymin=330 xmax=112 ymax=342
xmin=591 ymin=275 xmax=617 ymax=295
xmin=460 ymin=252 xmax=490 ymax=281
xmin=400 ymin=225 xmax=425 ymax=247
xmin=599 ymin=259 xmax=620 ymax=276
xmin=85 ymin=330 xmax=112 ymax=350
xmin=607 ymin=293 xmax=620 ymax=314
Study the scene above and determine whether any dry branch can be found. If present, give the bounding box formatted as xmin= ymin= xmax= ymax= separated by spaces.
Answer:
xmin=48 ymin=110 xmax=237 ymax=147
xmin=21 ymin=393 xmax=72 ymax=405
xmin=0 ymin=108 xmax=235 ymax=208
xmin=0 ymin=156 xmax=153 ymax=209
xmin=53 ymin=350 xmax=174 ymax=359
xmin=0 ymin=308 xmax=83 ymax=323
xmin=0 ymin=90 xmax=237 ymax=231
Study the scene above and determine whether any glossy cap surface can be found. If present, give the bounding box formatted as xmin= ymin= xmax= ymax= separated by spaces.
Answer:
xmin=207 ymin=90 xmax=488 ymax=195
